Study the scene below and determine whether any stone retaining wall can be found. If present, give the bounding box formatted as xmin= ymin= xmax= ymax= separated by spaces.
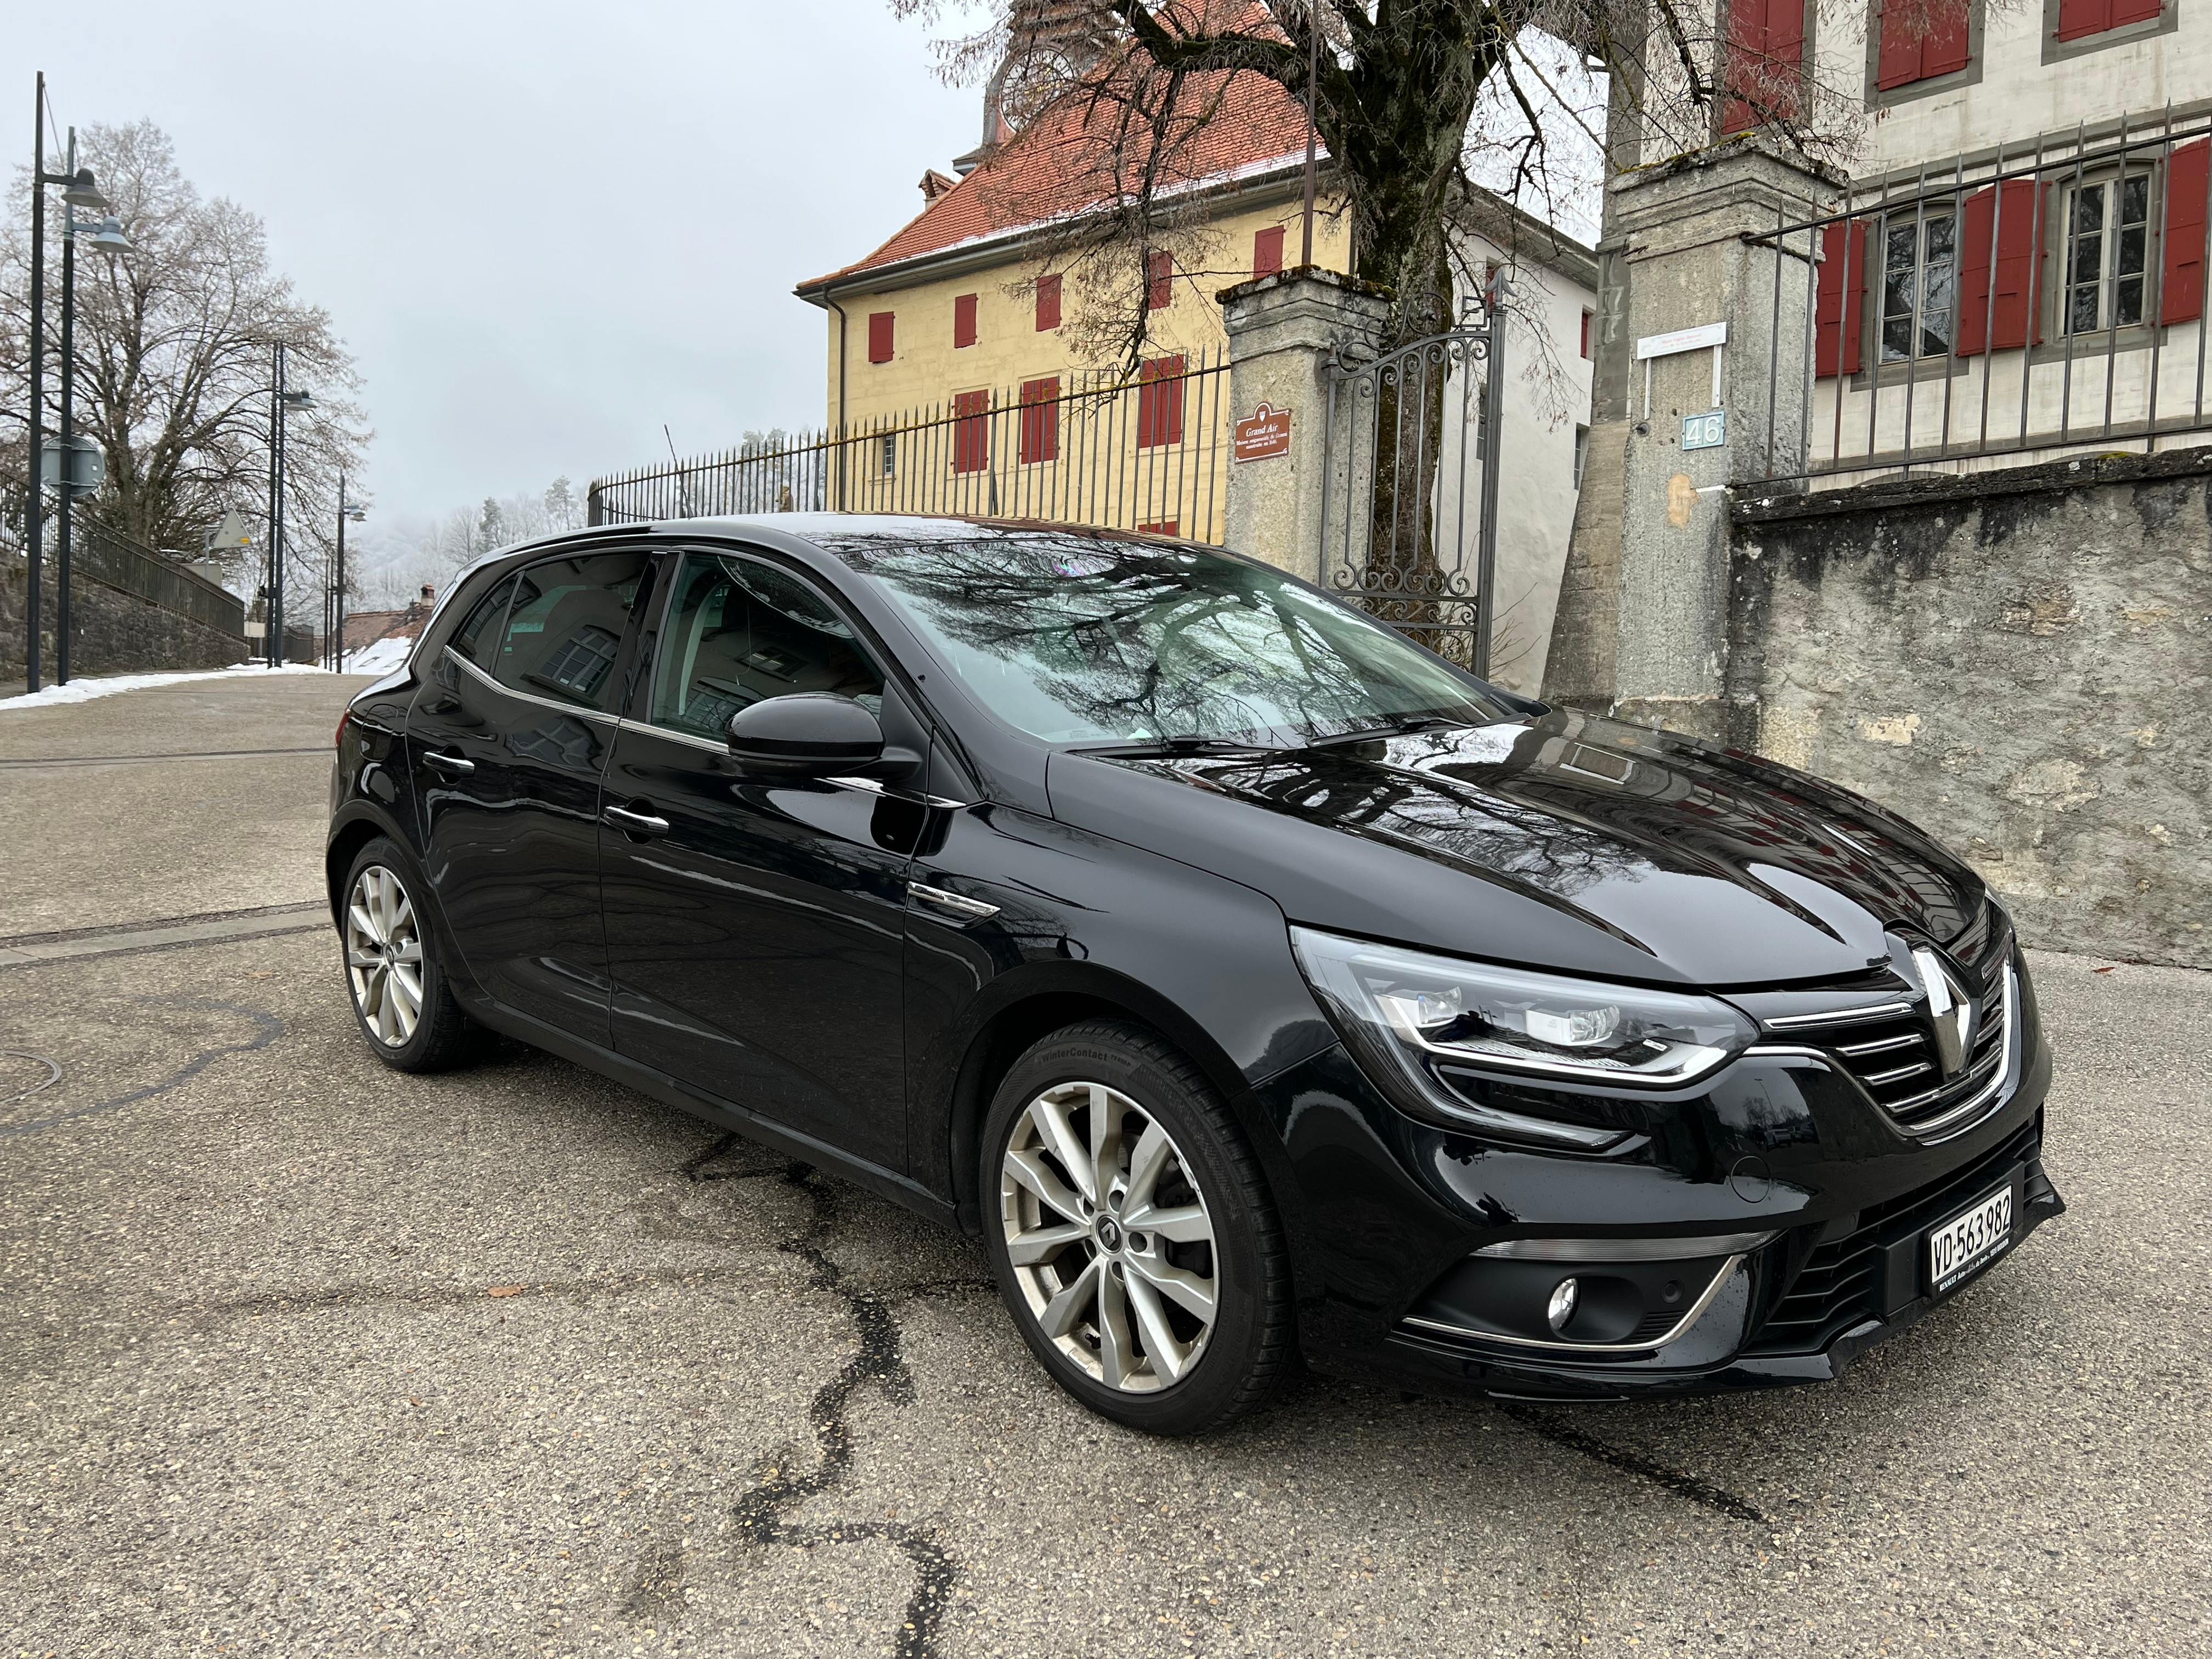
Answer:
xmin=2 ymin=551 xmax=250 ymax=684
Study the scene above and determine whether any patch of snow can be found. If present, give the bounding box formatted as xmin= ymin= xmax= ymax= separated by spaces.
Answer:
xmin=0 ymin=662 xmax=332 ymax=712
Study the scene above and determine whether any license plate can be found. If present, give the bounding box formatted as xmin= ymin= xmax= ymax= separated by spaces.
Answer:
xmin=1926 ymin=1183 xmax=2015 ymax=1295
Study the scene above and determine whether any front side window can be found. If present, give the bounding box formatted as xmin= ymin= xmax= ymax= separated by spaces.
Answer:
xmin=825 ymin=532 xmax=1513 ymax=747
xmin=490 ymin=550 xmax=649 ymax=713
xmin=2062 ymin=172 xmax=2151 ymax=333
xmin=1881 ymin=208 xmax=1956 ymax=360
xmin=648 ymin=552 xmax=884 ymax=742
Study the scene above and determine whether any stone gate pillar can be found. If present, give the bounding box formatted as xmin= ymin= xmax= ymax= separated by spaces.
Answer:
xmin=1218 ymin=269 xmax=1392 ymax=584
xmin=1544 ymin=138 xmax=1835 ymax=739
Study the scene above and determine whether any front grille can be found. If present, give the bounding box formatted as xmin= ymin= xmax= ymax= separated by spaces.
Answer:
xmin=1743 ymin=1120 xmax=2039 ymax=1355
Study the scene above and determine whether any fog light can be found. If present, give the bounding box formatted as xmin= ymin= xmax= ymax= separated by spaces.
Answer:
xmin=1547 ymin=1277 xmax=1579 ymax=1334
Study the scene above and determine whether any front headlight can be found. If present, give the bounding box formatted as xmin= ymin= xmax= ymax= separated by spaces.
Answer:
xmin=1290 ymin=927 xmax=1758 ymax=1149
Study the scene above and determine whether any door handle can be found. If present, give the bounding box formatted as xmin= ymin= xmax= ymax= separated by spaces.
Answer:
xmin=603 ymin=803 xmax=671 ymax=838
xmin=908 ymin=881 xmax=1000 ymax=924
xmin=421 ymin=751 xmax=475 ymax=775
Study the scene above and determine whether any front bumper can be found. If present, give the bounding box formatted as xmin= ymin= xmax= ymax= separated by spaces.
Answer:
xmin=1251 ymin=990 xmax=2060 ymax=1401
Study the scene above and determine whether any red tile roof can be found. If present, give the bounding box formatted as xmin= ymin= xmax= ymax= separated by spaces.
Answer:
xmin=799 ymin=36 xmax=1314 ymax=294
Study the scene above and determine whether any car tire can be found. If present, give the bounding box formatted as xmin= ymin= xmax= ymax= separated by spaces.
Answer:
xmin=339 ymin=837 xmax=487 ymax=1074
xmin=981 ymin=1019 xmax=1295 ymax=1435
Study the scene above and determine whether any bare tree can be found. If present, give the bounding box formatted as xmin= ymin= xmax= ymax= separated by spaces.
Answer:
xmin=0 ymin=121 xmax=368 ymax=575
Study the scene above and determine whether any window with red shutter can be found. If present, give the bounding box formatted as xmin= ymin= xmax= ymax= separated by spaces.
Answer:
xmin=953 ymin=294 xmax=978 ymax=349
xmin=1877 ymin=0 xmax=1971 ymax=90
xmin=1957 ymin=179 xmax=2045 ymax=353
xmin=1137 ymin=356 xmax=1185 ymax=448
xmin=1036 ymin=273 xmax=1062 ymax=331
xmin=2057 ymin=0 xmax=2112 ymax=36
xmin=1814 ymin=220 xmax=1868 ymax=376
xmin=1146 ymin=251 xmax=1173 ymax=311
xmin=1580 ymin=308 xmax=1593 ymax=359
xmin=1721 ymin=0 xmax=1805 ymax=134
xmin=952 ymin=390 xmax=990 ymax=473
xmin=2163 ymin=140 xmax=2210 ymax=325
xmin=1253 ymin=226 xmax=1285 ymax=279
xmin=867 ymin=312 xmax=895 ymax=364
xmin=1018 ymin=377 xmax=1060 ymax=465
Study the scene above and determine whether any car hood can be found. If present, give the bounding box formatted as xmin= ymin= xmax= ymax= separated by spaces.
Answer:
xmin=1041 ymin=709 xmax=1985 ymax=989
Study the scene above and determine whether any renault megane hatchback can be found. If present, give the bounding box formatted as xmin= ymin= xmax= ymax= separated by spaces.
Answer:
xmin=327 ymin=516 xmax=2061 ymax=1435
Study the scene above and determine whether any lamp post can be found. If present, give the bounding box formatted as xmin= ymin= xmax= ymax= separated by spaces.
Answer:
xmin=263 ymin=346 xmax=312 ymax=668
xmin=331 ymin=476 xmax=364 ymax=670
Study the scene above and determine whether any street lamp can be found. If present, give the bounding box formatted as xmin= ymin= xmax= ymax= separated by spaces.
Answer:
xmin=263 ymin=354 xmax=313 ymax=668
xmin=331 ymin=477 xmax=365 ymax=670
xmin=22 ymin=74 xmax=133 ymax=692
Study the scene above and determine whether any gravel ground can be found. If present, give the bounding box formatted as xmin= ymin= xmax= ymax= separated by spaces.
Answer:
xmin=2 ymin=673 xmax=2206 ymax=1657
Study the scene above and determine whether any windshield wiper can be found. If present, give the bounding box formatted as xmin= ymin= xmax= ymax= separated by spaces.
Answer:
xmin=1075 ymin=736 xmax=1286 ymax=758
xmin=1300 ymin=715 xmax=1465 ymax=750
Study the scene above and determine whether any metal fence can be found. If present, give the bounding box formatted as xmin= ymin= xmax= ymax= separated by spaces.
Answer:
xmin=74 ymin=519 xmax=247 ymax=637
xmin=590 ymin=350 xmax=1231 ymax=541
xmin=1750 ymin=109 xmax=2212 ymax=484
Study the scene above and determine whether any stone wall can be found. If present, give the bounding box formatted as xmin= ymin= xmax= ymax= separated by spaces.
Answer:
xmin=2 ymin=551 xmax=250 ymax=684
xmin=1727 ymin=449 xmax=2212 ymax=970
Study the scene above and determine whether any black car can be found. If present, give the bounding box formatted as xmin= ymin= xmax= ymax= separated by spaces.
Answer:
xmin=327 ymin=516 xmax=2061 ymax=1435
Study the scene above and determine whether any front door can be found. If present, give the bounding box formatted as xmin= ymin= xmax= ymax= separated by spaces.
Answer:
xmin=599 ymin=549 xmax=916 ymax=1172
xmin=409 ymin=547 xmax=652 ymax=1041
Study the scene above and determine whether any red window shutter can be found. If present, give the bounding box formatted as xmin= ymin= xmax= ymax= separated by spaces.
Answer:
xmin=1767 ymin=0 xmax=1805 ymax=118
xmin=2057 ymin=0 xmax=2114 ymax=36
xmin=1137 ymin=355 xmax=1185 ymax=448
xmin=1146 ymin=251 xmax=1173 ymax=311
xmin=1876 ymin=2 xmax=1924 ymax=88
xmin=953 ymin=294 xmax=978 ymax=349
xmin=1137 ymin=520 xmax=1179 ymax=536
xmin=1253 ymin=226 xmax=1285 ymax=279
xmin=1815 ymin=220 xmax=1868 ymax=377
xmin=1580 ymin=308 xmax=1593 ymax=359
xmin=1989 ymin=179 xmax=2046 ymax=348
xmin=1035 ymin=273 xmax=1062 ymax=331
xmin=952 ymin=390 xmax=989 ymax=473
xmin=2113 ymin=0 xmax=2162 ymax=21
xmin=1018 ymin=377 xmax=1060 ymax=464
xmin=867 ymin=312 xmax=894 ymax=364
xmin=2163 ymin=139 xmax=2210 ymax=325
xmin=1721 ymin=0 xmax=1768 ymax=136
xmin=1957 ymin=187 xmax=1997 ymax=356
xmin=1922 ymin=0 xmax=1971 ymax=77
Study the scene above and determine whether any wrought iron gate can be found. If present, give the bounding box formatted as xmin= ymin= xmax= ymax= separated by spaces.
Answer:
xmin=1318 ymin=290 xmax=1505 ymax=674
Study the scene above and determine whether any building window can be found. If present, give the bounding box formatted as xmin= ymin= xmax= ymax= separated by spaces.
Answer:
xmin=867 ymin=312 xmax=894 ymax=364
xmin=1137 ymin=356 xmax=1184 ymax=448
xmin=1874 ymin=0 xmax=1972 ymax=91
xmin=1880 ymin=208 xmax=1956 ymax=360
xmin=1018 ymin=376 xmax=1060 ymax=464
xmin=2056 ymin=0 xmax=2161 ymax=38
xmin=1253 ymin=226 xmax=1285 ymax=279
xmin=1036 ymin=273 xmax=1062 ymax=331
xmin=953 ymin=293 xmax=978 ymax=349
xmin=880 ymin=433 xmax=896 ymax=477
xmin=1579 ymin=308 xmax=1593 ymax=359
xmin=1146 ymin=250 xmax=1173 ymax=311
xmin=1722 ymin=0 xmax=1807 ymax=133
xmin=2061 ymin=172 xmax=2152 ymax=334
xmin=952 ymin=390 xmax=989 ymax=474
xmin=1573 ymin=424 xmax=1590 ymax=490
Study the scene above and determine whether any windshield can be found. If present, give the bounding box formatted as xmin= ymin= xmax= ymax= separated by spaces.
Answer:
xmin=828 ymin=531 xmax=1516 ymax=746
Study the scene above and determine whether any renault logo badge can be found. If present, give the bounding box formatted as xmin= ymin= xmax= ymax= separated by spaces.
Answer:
xmin=1912 ymin=946 xmax=1975 ymax=1077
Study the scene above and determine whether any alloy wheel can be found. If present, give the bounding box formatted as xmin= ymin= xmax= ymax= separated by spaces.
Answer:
xmin=345 ymin=865 xmax=425 ymax=1047
xmin=998 ymin=1080 xmax=1220 ymax=1392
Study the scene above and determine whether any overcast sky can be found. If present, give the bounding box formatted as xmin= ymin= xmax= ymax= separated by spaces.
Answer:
xmin=20 ymin=0 xmax=981 ymax=541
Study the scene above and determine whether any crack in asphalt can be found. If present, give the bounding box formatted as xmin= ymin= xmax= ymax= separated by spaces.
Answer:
xmin=0 ymin=996 xmax=285 ymax=1139
xmin=180 ymin=1265 xmax=765 ymax=1321
xmin=687 ymin=1131 xmax=981 ymax=1659
xmin=1494 ymin=1402 xmax=1770 ymax=1525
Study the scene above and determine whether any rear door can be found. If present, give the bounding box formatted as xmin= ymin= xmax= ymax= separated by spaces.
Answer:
xmin=409 ymin=546 xmax=654 ymax=1041
xmin=599 ymin=548 xmax=918 ymax=1172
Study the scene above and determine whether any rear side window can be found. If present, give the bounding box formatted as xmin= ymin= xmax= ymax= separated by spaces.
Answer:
xmin=492 ymin=550 xmax=651 ymax=712
xmin=648 ymin=552 xmax=884 ymax=741
xmin=448 ymin=572 xmax=519 ymax=664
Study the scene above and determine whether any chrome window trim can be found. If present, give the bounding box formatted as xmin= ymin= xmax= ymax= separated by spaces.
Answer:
xmin=445 ymin=646 xmax=619 ymax=726
xmin=1399 ymin=1254 xmax=1747 ymax=1356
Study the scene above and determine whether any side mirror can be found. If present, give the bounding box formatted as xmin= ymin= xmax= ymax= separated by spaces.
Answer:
xmin=725 ymin=692 xmax=885 ymax=778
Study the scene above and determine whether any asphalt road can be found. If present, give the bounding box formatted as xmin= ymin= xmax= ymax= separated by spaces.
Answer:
xmin=2 ymin=672 xmax=2206 ymax=1658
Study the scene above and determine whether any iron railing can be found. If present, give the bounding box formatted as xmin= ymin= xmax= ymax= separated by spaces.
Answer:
xmin=590 ymin=351 xmax=1231 ymax=542
xmin=1750 ymin=109 xmax=2212 ymax=484
xmin=72 ymin=519 xmax=247 ymax=637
